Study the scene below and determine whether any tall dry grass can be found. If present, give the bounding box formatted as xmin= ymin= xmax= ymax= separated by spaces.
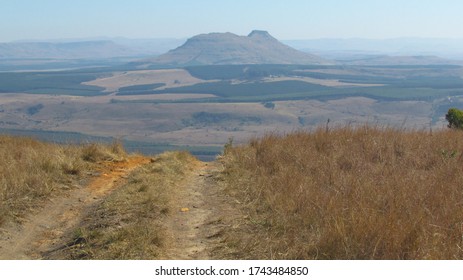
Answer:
xmin=221 ymin=126 xmax=463 ymax=259
xmin=0 ymin=135 xmax=126 ymax=227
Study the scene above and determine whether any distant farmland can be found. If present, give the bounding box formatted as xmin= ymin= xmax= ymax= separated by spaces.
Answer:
xmin=0 ymin=63 xmax=462 ymax=154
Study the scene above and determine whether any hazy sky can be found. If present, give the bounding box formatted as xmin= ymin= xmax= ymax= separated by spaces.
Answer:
xmin=1 ymin=0 xmax=463 ymax=42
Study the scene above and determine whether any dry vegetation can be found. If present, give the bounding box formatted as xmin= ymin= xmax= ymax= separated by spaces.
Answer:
xmin=59 ymin=151 xmax=198 ymax=259
xmin=0 ymin=135 xmax=126 ymax=227
xmin=82 ymin=69 xmax=209 ymax=92
xmin=220 ymin=126 xmax=463 ymax=259
xmin=4 ymin=125 xmax=463 ymax=260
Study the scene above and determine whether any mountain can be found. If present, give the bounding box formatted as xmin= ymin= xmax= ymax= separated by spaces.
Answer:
xmin=0 ymin=40 xmax=139 ymax=59
xmin=142 ymin=30 xmax=330 ymax=66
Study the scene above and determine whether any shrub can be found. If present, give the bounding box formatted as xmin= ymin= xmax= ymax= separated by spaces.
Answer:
xmin=445 ymin=108 xmax=463 ymax=129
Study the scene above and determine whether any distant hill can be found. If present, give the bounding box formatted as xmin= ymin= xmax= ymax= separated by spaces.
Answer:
xmin=284 ymin=37 xmax=463 ymax=60
xmin=337 ymin=55 xmax=462 ymax=65
xmin=0 ymin=41 xmax=139 ymax=59
xmin=140 ymin=30 xmax=330 ymax=66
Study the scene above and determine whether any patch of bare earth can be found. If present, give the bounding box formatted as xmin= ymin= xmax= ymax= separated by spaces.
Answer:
xmin=261 ymin=76 xmax=384 ymax=87
xmin=0 ymin=155 xmax=150 ymax=260
xmin=82 ymin=69 xmax=214 ymax=92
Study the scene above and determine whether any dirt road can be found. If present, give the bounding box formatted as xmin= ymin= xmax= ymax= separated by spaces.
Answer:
xmin=0 ymin=155 xmax=150 ymax=260
xmin=0 ymin=154 xmax=238 ymax=260
xmin=162 ymin=160 xmax=236 ymax=259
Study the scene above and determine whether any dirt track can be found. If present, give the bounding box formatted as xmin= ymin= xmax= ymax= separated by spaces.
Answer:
xmin=0 ymin=156 xmax=150 ymax=260
xmin=0 ymin=155 xmax=237 ymax=260
xmin=162 ymin=160 xmax=234 ymax=259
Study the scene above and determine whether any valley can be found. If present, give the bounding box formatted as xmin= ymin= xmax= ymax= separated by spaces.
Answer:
xmin=1 ymin=63 xmax=462 ymax=159
xmin=1 ymin=31 xmax=463 ymax=158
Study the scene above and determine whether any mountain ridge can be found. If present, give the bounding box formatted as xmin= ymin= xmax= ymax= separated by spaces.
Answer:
xmin=0 ymin=40 xmax=140 ymax=59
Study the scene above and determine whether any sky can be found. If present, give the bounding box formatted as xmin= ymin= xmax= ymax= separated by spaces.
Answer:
xmin=1 ymin=0 xmax=463 ymax=42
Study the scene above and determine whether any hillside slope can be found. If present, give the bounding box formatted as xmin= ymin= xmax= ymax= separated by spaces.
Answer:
xmin=0 ymin=137 xmax=236 ymax=260
xmin=220 ymin=126 xmax=463 ymax=259
xmin=3 ymin=127 xmax=463 ymax=260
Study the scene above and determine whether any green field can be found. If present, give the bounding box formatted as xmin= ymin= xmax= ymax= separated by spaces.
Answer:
xmin=2 ymin=64 xmax=463 ymax=101
xmin=0 ymin=71 xmax=106 ymax=96
xmin=114 ymin=64 xmax=463 ymax=102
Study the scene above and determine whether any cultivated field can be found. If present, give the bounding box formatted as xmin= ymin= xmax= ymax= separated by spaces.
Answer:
xmin=83 ymin=69 xmax=216 ymax=92
xmin=0 ymin=63 xmax=461 ymax=156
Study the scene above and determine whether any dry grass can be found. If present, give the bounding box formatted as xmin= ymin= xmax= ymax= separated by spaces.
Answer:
xmin=82 ymin=69 xmax=208 ymax=92
xmin=220 ymin=126 xmax=463 ymax=259
xmin=0 ymin=135 xmax=126 ymax=227
xmin=80 ymin=140 xmax=126 ymax=163
xmin=63 ymin=151 xmax=198 ymax=259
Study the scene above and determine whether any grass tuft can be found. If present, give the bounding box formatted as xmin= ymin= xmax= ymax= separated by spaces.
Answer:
xmin=81 ymin=140 xmax=126 ymax=163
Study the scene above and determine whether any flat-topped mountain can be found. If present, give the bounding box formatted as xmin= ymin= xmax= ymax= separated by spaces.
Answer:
xmin=143 ymin=30 xmax=330 ymax=66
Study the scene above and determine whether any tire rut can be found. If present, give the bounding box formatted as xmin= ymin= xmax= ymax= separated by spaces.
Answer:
xmin=162 ymin=160 xmax=239 ymax=259
xmin=0 ymin=155 xmax=150 ymax=260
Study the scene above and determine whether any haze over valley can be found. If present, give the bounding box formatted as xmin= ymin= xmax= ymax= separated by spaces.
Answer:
xmin=1 ymin=29 xmax=463 ymax=158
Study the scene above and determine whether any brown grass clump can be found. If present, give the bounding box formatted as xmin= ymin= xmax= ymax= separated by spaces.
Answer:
xmin=81 ymin=140 xmax=126 ymax=163
xmin=0 ymin=135 xmax=126 ymax=227
xmin=63 ymin=151 xmax=198 ymax=259
xmin=220 ymin=126 xmax=463 ymax=259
